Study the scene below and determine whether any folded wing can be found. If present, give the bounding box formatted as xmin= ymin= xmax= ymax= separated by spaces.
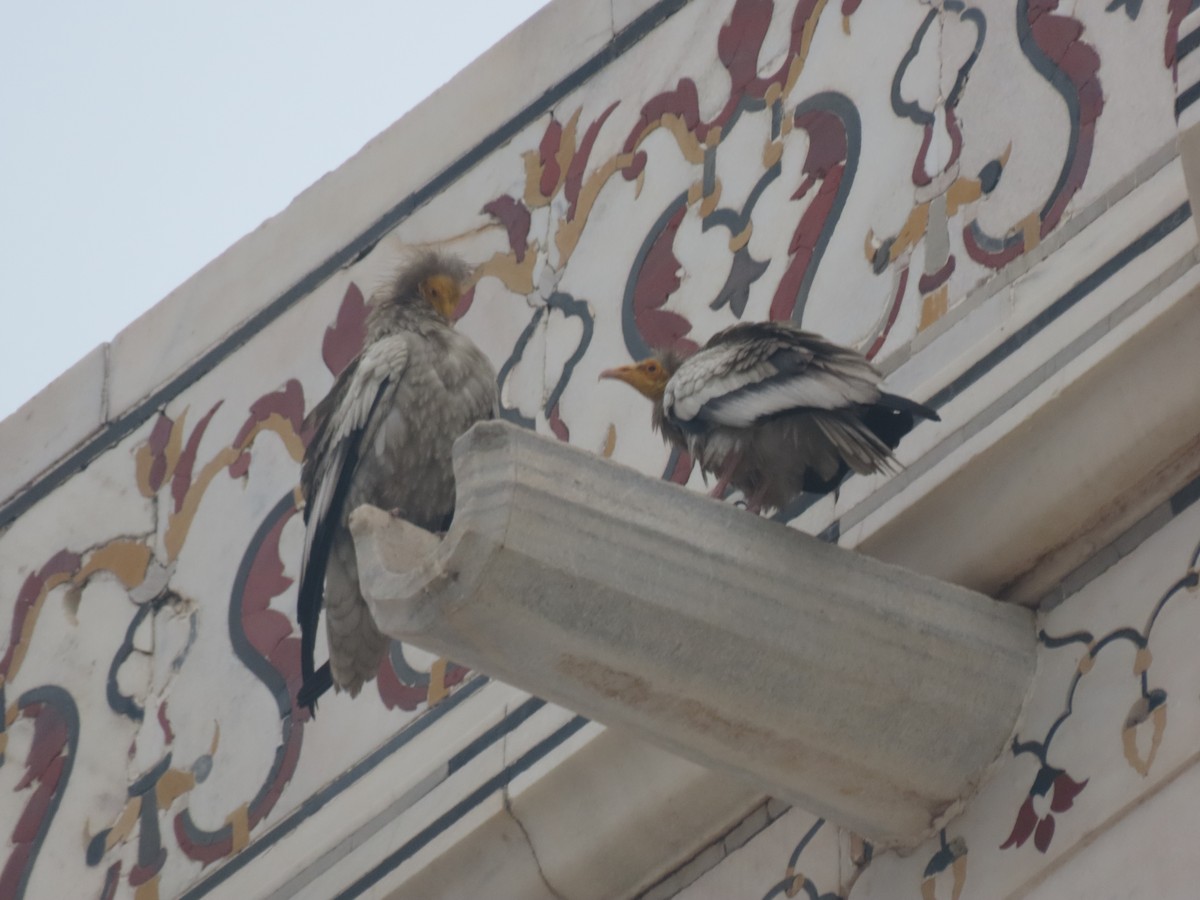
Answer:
xmin=664 ymin=323 xmax=882 ymax=430
xmin=297 ymin=336 xmax=410 ymax=707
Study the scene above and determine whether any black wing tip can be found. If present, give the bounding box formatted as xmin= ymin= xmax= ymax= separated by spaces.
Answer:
xmin=877 ymin=392 xmax=940 ymax=422
xmin=297 ymin=663 xmax=333 ymax=716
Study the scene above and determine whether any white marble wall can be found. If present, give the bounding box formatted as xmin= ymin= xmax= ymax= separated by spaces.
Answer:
xmin=0 ymin=1 xmax=1195 ymax=898
xmin=671 ymin=497 xmax=1200 ymax=900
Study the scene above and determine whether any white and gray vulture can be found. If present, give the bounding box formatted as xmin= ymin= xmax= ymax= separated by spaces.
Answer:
xmin=297 ymin=252 xmax=497 ymax=712
xmin=601 ymin=321 xmax=938 ymax=514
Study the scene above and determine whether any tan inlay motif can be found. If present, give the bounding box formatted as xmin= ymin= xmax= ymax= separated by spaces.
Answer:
xmin=165 ymin=447 xmax=240 ymax=561
xmin=891 ymin=203 xmax=930 ymax=262
xmin=601 ymin=424 xmax=617 ymax=459
xmin=728 ymin=222 xmax=753 ymax=252
xmin=763 ymin=140 xmax=784 ymax=169
xmin=235 ymin=413 xmax=305 ymax=463
xmin=945 ymin=177 xmax=982 ymax=215
xmin=919 ymin=285 xmax=949 ymax=332
xmin=522 ymin=151 xmax=552 ymax=208
xmin=76 ymin=540 xmax=152 ymax=590
xmin=1123 ymin=703 xmax=1166 ymax=776
xmin=555 ymin=152 xmax=638 ymax=263
xmin=104 ymin=798 xmax=142 ymax=851
xmin=476 ymin=246 xmax=537 ymax=296
xmin=1020 ymin=212 xmax=1041 ymax=253
xmin=156 ymin=768 xmax=197 ymax=809
xmin=921 ymin=854 xmax=969 ymax=900
xmin=786 ymin=0 xmax=828 ymax=95
xmin=784 ymin=870 xmax=806 ymax=897
xmin=134 ymin=875 xmax=159 ymax=900
xmin=1133 ymin=647 xmax=1152 ymax=675
xmin=227 ymin=803 xmax=251 ymax=853
xmin=862 ymin=230 xmax=877 ymax=264
xmin=427 ymin=657 xmax=449 ymax=707
xmin=920 ymin=853 xmax=967 ymax=900
xmin=953 ymin=855 xmax=968 ymax=899
xmin=656 ymin=114 xmax=705 ymax=164
xmin=135 ymin=446 xmax=156 ymax=498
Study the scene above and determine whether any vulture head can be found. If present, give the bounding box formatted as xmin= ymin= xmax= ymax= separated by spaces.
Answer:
xmin=378 ymin=251 xmax=471 ymax=324
xmin=599 ymin=351 xmax=684 ymax=402
xmin=419 ymin=272 xmax=464 ymax=321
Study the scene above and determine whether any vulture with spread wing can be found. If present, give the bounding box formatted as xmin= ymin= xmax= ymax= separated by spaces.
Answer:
xmin=602 ymin=321 xmax=938 ymax=513
xmin=297 ymin=252 xmax=497 ymax=712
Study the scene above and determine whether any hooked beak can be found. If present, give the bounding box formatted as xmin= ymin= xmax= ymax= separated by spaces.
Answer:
xmin=599 ymin=362 xmax=668 ymax=401
xmin=433 ymin=289 xmax=461 ymax=322
xmin=599 ymin=364 xmax=638 ymax=384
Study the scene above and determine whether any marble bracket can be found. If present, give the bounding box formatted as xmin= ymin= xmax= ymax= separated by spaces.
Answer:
xmin=350 ymin=421 xmax=1036 ymax=849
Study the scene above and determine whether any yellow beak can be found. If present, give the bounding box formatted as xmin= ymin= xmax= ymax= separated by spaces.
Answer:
xmin=599 ymin=363 xmax=666 ymax=400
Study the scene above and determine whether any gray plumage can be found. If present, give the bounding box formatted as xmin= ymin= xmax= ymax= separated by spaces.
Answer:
xmin=297 ymin=252 xmax=497 ymax=710
xmin=605 ymin=321 xmax=938 ymax=514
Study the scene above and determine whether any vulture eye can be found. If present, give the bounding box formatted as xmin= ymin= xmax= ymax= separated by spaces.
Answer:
xmin=646 ymin=362 xmax=659 ymax=373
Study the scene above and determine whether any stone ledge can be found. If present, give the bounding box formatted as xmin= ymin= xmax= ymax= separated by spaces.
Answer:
xmin=350 ymin=421 xmax=1036 ymax=849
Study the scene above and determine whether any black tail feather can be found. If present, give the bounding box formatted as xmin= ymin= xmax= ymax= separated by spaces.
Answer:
xmin=297 ymin=662 xmax=333 ymax=715
xmin=875 ymin=391 xmax=940 ymax=422
xmin=863 ymin=393 xmax=938 ymax=451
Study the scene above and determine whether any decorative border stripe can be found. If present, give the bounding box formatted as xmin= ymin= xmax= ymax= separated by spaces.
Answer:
xmin=1177 ymin=21 xmax=1200 ymax=64
xmin=1175 ymin=81 xmax=1200 ymax=120
xmin=927 ymin=202 xmax=1190 ymax=410
xmin=336 ymin=716 xmax=590 ymax=899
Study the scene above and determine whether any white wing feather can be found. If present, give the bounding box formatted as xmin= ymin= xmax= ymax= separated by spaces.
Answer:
xmin=665 ymin=337 xmax=880 ymax=428
xmin=665 ymin=353 xmax=773 ymax=423
xmin=699 ymin=369 xmax=878 ymax=427
xmin=300 ymin=335 xmax=410 ymax=578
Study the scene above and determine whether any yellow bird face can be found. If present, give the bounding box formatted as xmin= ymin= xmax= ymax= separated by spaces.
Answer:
xmin=599 ymin=358 xmax=672 ymax=401
xmin=419 ymin=273 xmax=462 ymax=321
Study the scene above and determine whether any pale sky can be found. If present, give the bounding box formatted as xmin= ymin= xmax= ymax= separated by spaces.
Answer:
xmin=0 ymin=1 xmax=550 ymax=421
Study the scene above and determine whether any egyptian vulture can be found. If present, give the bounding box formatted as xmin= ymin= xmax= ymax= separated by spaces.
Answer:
xmin=602 ymin=321 xmax=938 ymax=513
xmin=297 ymin=252 xmax=497 ymax=711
